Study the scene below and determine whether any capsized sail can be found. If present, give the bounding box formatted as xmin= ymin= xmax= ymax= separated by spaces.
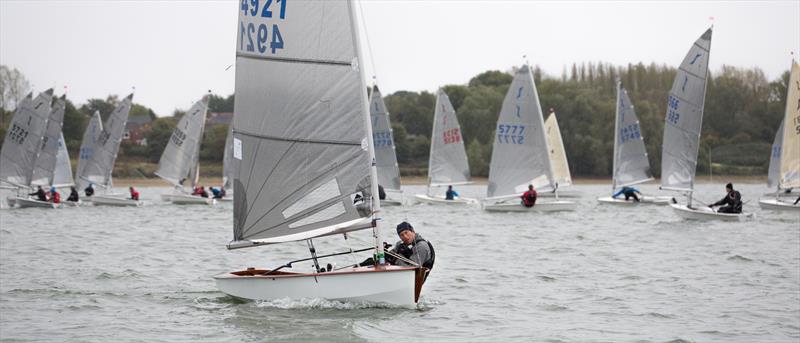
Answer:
xmin=613 ymin=80 xmax=654 ymax=189
xmin=428 ymin=90 xmax=470 ymax=187
xmin=31 ymin=96 xmax=66 ymax=187
xmin=660 ymin=28 xmax=712 ymax=192
xmin=155 ymin=96 xmax=209 ymax=187
xmin=545 ymin=110 xmax=572 ymax=188
xmin=779 ymin=60 xmax=800 ymax=189
xmin=370 ymin=86 xmax=401 ymax=191
xmin=53 ymin=132 xmax=74 ymax=187
xmin=0 ymin=89 xmax=53 ymax=188
xmin=229 ymin=0 xmax=377 ymax=248
xmin=80 ymin=94 xmax=134 ymax=189
xmin=76 ymin=111 xmax=104 ymax=191
xmin=487 ymin=65 xmax=553 ymax=198
xmin=222 ymin=124 xmax=234 ymax=192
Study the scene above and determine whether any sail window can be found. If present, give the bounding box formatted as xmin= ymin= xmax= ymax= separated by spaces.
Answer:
xmin=282 ymin=178 xmax=341 ymax=218
xmin=288 ymin=202 xmax=346 ymax=229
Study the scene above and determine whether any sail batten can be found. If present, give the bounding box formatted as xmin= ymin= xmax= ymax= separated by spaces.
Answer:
xmin=660 ymin=28 xmax=712 ymax=192
xmin=231 ymin=0 xmax=376 ymax=246
xmin=487 ymin=65 xmax=554 ymax=198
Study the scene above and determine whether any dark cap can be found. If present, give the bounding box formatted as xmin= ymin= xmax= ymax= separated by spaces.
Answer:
xmin=396 ymin=221 xmax=414 ymax=234
xmin=725 ymin=183 xmax=733 ymax=189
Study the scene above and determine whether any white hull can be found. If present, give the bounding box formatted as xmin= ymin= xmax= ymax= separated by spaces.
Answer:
xmin=670 ymin=203 xmax=752 ymax=221
xmin=758 ymin=199 xmax=800 ymax=211
xmin=15 ymin=197 xmax=58 ymax=209
xmin=597 ymin=195 xmax=673 ymax=205
xmin=216 ymin=196 xmax=233 ymax=202
xmin=414 ymin=194 xmax=476 ymax=205
xmin=536 ymin=189 xmax=581 ymax=198
xmin=762 ymin=191 xmax=797 ymax=199
xmin=88 ymin=195 xmax=143 ymax=207
xmin=483 ymin=200 xmax=576 ymax=212
xmin=214 ymin=265 xmax=423 ymax=306
xmin=170 ymin=194 xmax=215 ymax=205
xmin=62 ymin=200 xmax=81 ymax=207
xmin=381 ymin=199 xmax=403 ymax=206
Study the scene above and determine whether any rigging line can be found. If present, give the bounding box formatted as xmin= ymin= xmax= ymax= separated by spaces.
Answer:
xmin=357 ymin=0 xmax=378 ymax=85
xmin=243 ymin=151 xmax=366 ymax=236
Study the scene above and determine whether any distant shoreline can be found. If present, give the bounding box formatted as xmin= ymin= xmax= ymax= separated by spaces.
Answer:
xmin=110 ymin=174 xmax=769 ymax=187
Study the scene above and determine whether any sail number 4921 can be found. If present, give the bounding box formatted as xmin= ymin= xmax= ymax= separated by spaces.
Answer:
xmin=239 ymin=0 xmax=286 ymax=55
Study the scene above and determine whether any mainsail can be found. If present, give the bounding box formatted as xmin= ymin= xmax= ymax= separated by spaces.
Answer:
xmin=779 ymin=60 xmax=800 ymax=189
xmin=660 ymin=28 xmax=712 ymax=192
xmin=229 ymin=0 xmax=378 ymax=248
xmin=0 ymin=90 xmax=54 ymax=188
xmin=80 ymin=95 xmax=134 ymax=189
xmin=31 ymin=96 xmax=66 ymax=187
xmin=612 ymin=80 xmax=654 ymax=189
xmin=370 ymin=86 xmax=401 ymax=191
xmin=53 ymin=132 xmax=74 ymax=187
xmin=155 ymin=96 xmax=209 ymax=187
xmin=545 ymin=111 xmax=572 ymax=188
xmin=487 ymin=65 xmax=553 ymax=198
xmin=428 ymin=90 xmax=470 ymax=187
xmin=767 ymin=120 xmax=784 ymax=190
xmin=76 ymin=111 xmax=104 ymax=191
xmin=222 ymin=125 xmax=234 ymax=192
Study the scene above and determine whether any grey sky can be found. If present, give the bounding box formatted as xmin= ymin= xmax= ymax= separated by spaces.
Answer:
xmin=1 ymin=0 xmax=798 ymax=116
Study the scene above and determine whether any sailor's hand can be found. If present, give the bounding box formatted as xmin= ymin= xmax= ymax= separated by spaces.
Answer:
xmin=383 ymin=242 xmax=392 ymax=250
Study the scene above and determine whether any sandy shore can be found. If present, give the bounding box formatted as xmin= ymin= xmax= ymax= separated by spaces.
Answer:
xmin=112 ymin=174 xmax=767 ymax=187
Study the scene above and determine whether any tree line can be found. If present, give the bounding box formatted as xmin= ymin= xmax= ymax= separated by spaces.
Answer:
xmin=0 ymin=62 xmax=789 ymax=178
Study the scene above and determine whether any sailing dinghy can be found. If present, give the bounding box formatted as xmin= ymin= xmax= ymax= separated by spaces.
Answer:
xmin=598 ymin=79 xmax=672 ymax=205
xmin=79 ymin=94 xmax=141 ymax=206
xmin=214 ymin=0 xmax=426 ymax=305
xmin=660 ymin=28 xmax=751 ymax=221
xmin=156 ymin=95 xmax=214 ymax=205
xmin=1 ymin=90 xmax=57 ymax=208
xmin=21 ymin=95 xmax=68 ymax=208
xmin=759 ymin=60 xmax=800 ymax=211
xmin=370 ymin=86 xmax=403 ymax=206
xmin=483 ymin=65 xmax=576 ymax=212
xmin=414 ymin=90 xmax=476 ymax=205
xmin=539 ymin=109 xmax=580 ymax=199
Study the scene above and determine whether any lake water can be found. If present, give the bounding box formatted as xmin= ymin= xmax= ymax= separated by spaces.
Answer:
xmin=1 ymin=183 xmax=798 ymax=342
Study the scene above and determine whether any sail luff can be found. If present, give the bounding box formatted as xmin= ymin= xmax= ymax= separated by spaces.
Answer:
xmin=779 ymin=60 xmax=800 ymax=189
xmin=222 ymin=125 xmax=234 ymax=191
xmin=545 ymin=111 xmax=572 ymax=187
xmin=767 ymin=119 xmax=784 ymax=190
xmin=660 ymin=28 xmax=712 ymax=193
xmin=612 ymin=79 xmax=621 ymax=192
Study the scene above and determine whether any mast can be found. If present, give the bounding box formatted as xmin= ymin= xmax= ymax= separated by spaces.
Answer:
xmin=612 ymin=78 xmax=621 ymax=194
xmin=350 ymin=0 xmax=383 ymax=264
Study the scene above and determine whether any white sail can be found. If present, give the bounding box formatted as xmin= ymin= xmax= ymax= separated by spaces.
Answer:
xmin=80 ymin=94 xmax=134 ymax=189
xmin=370 ymin=86 xmax=401 ymax=191
xmin=767 ymin=119 xmax=784 ymax=190
xmin=544 ymin=111 xmax=572 ymax=188
xmin=31 ymin=96 xmax=66 ymax=187
xmin=155 ymin=96 xmax=209 ymax=187
xmin=487 ymin=65 xmax=553 ymax=198
xmin=52 ymin=132 xmax=74 ymax=187
xmin=76 ymin=111 xmax=104 ymax=191
xmin=612 ymin=80 xmax=654 ymax=189
xmin=779 ymin=60 xmax=800 ymax=189
xmin=660 ymin=28 xmax=712 ymax=192
xmin=0 ymin=90 xmax=53 ymax=188
xmin=428 ymin=90 xmax=470 ymax=187
xmin=222 ymin=124 xmax=234 ymax=192
xmin=229 ymin=0 xmax=378 ymax=247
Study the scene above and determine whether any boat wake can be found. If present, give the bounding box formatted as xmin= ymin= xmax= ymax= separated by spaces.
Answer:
xmin=253 ymin=297 xmax=416 ymax=310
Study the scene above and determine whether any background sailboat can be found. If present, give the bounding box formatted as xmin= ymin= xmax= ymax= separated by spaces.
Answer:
xmin=76 ymin=111 xmax=103 ymax=193
xmin=414 ymin=89 xmax=475 ymax=204
xmin=80 ymin=94 xmax=140 ymax=206
xmin=214 ymin=0 xmax=424 ymax=305
xmin=30 ymin=96 xmax=66 ymax=188
xmin=759 ymin=60 xmax=800 ymax=211
xmin=598 ymin=79 xmax=671 ymax=205
xmin=540 ymin=109 xmax=580 ymax=198
xmin=483 ymin=64 xmax=576 ymax=212
xmin=155 ymin=95 xmax=214 ymax=205
xmin=218 ymin=125 xmax=234 ymax=202
xmin=370 ymin=86 xmax=403 ymax=206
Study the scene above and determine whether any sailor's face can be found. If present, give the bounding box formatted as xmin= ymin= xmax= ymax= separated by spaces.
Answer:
xmin=399 ymin=230 xmax=415 ymax=244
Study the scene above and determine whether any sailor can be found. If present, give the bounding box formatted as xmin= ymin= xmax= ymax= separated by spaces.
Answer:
xmin=49 ymin=186 xmax=60 ymax=204
xmin=378 ymin=184 xmax=386 ymax=201
xmin=521 ymin=184 xmax=537 ymax=207
xmin=445 ymin=185 xmax=459 ymax=200
xmin=387 ymin=222 xmax=435 ymax=273
xmin=29 ymin=186 xmax=47 ymax=201
xmin=67 ymin=186 xmax=79 ymax=202
xmin=709 ymin=183 xmax=742 ymax=213
xmin=84 ymin=183 xmax=95 ymax=197
xmin=613 ymin=186 xmax=642 ymax=202
xmin=129 ymin=186 xmax=140 ymax=201
xmin=211 ymin=187 xmax=223 ymax=199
